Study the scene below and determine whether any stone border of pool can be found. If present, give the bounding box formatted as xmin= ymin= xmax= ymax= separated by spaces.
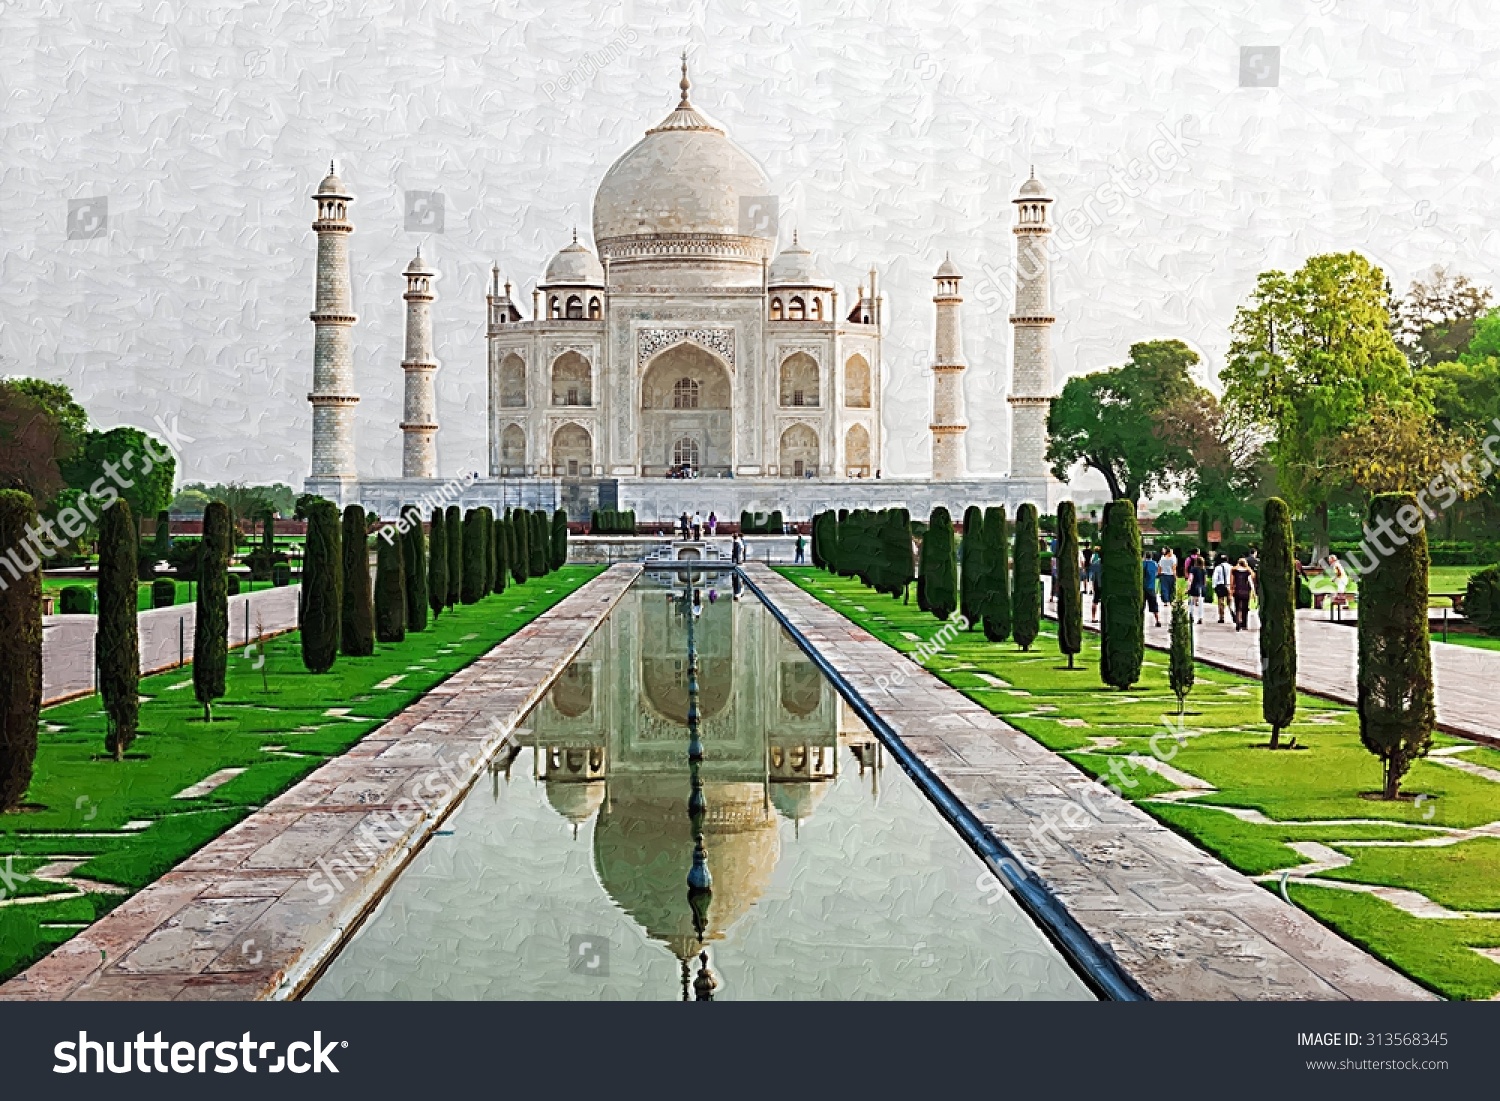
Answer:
xmin=0 ymin=564 xmax=642 ymax=1002
xmin=745 ymin=565 xmax=1433 ymax=1002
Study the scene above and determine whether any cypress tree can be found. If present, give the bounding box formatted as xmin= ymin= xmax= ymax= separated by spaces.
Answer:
xmin=445 ymin=504 xmax=462 ymax=607
xmin=194 ymin=501 xmax=231 ymax=718
xmin=1358 ymin=492 xmax=1434 ymax=799
xmin=551 ymin=508 xmax=569 ymax=571
xmin=981 ymin=506 xmax=1011 ymax=643
xmin=1260 ymin=497 xmax=1298 ymax=749
xmin=960 ymin=505 xmax=985 ymax=629
xmin=1168 ymin=596 xmax=1194 ymax=716
xmin=485 ymin=508 xmax=498 ymax=594
xmin=301 ymin=500 xmax=342 ymax=674
xmin=0 ymin=490 xmax=41 ymax=812
xmin=1099 ymin=500 xmax=1145 ymax=690
xmin=880 ymin=508 xmax=914 ymax=600
xmin=375 ymin=523 xmax=406 ymax=643
xmin=153 ymin=508 xmax=172 ymax=560
xmin=340 ymin=505 xmax=374 ymax=657
xmin=1055 ymin=501 xmax=1083 ymax=669
xmin=98 ymin=499 xmax=140 ymax=759
xmin=513 ymin=508 xmax=531 ymax=584
xmin=494 ymin=510 xmax=509 ymax=594
xmin=1013 ymin=503 xmax=1042 ymax=651
xmin=427 ymin=508 xmax=447 ymax=620
xmin=462 ymin=509 xmax=486 ymax=604
xmin=922 ymin=507 xmax=958 ymax=621
xmin=401 ymin=505 xmax=428 ymax=632
xmin=530 ymin=510 xmax=549 ymax=577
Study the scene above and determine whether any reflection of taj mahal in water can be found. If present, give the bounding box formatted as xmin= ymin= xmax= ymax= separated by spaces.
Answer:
xmin=307 ymin=53 xmax=1058 ymax=520
xmin=515 ymin=573 xmax=881 ymax=974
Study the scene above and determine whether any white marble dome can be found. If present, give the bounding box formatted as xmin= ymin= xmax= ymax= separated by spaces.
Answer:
xmin=543 ymin=237 xmax=604 ymax=285
xmin=768 ymin=235 xmax=832 ymax=287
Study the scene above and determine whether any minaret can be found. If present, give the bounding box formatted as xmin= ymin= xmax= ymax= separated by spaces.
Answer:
xmin=307 ymin=162 xmax=359 ymax=488
xmin=929 ymin=254 xmax=967 ymax=480
xmin=1009 ymin=168 xmax=1054 ymax=483
xmin=399 ymin=248 xmax=439 ymax=479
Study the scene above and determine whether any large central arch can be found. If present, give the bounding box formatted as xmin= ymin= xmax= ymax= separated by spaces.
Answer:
xmin=640 ymin=343 xmax=732 ymax=476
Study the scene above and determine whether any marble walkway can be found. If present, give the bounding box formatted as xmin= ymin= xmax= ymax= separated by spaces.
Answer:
xmin=0 ymin=564 xmax=641 ymax=1002
xmin=747 ymin=565 xmax=1432 ymax=1001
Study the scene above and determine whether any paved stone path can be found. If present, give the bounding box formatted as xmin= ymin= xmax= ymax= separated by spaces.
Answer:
xmin=749 ymin=565 xmax=1431 ymax=1001
xmin=42 ymin=584 xmax=302 ymax=705
xmin=1079 ymin=592 xmax=1500 ymax=745
xmin=1 ymin=564 xmax=640 ymax=1002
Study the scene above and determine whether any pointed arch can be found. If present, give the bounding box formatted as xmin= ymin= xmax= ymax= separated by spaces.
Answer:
xmin=501 ymin=423 xmax=527 ymax=474
xmin=551 ymin=350 xmax=592 ymax=406
xmin=779 ymin=423 xmax=820 ymax=478
xmin=500 ymin=353 xmax=527 ymax=408
xmin=552 ymin=422 xmax=593 ymax=476
xmin=779 ymin=352 xmax=819 ymax=408
xmin=845 ymin=423 xmax=871 ymax=477
xmin=844 ymin=354 xmax=871 ymax=408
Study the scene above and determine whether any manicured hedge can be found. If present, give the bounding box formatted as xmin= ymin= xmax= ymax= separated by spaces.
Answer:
xmin=152 ymin=578 xmax=177 ymax=608
xmin=59 ymin=585 xmax=93 ymax=614
xmin=591 ymin=509 xmax=635 ymax=535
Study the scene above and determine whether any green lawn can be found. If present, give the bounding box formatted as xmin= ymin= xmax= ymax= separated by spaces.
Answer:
xmin=777 ymin=567 xmax=1500 ymax=1000
xmin=0 ymin=565 xmax=603 ymax=983
xmin=43 ymin=576 xmax=287 ymax=612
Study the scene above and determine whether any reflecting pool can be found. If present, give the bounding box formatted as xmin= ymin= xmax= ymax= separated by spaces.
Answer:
xmin=309 ymin=570 xmax=1092 ymax=1000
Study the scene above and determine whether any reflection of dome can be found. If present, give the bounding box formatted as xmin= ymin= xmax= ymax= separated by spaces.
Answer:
xmin=545 ymin=780 xmax=605 ymax=826
xmin=592 ymin=57 xmax=774 ymax=287
xmin=593 ymin=778 xmax=778 ymax=960
xmin=543 ymin=236 xmax=605 ymax=286
xmin=771 ymin=781 xmax=830 ymax=824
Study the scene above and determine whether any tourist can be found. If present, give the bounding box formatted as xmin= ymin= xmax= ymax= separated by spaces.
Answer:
xmin=1142 ymin=551 xmax=1161 ymax=628
xmin=708 ymin=511 xmax=718 ymax=536
xmin=1088 ymin=551 xmax=1103 ymax=621
xmin=679 ymin=511 xmax=690 ymax=540
xmin=1212 ymin=554 xmax=1232 ymax=623
xmin=732 ymin=572 xmax=744 ymax=600
xmin=1186 ymin=547 xmax=1207 ymax=624
xmin=731 ymin=534 xmax=744 ymax=564
xmin=1326 ymin=553 xmax=1350 ymax=607
xmin=1231 ymin=557 xmax=1256 ymax=631
xmin=692 ymin=512 xmax=702 ymax=540
xmin=1048 ymin=534 xmax=1060 ymax=605
xmin=795 ymin=532 xmax=806 ymax=564
xmin=1159 ymin=545 xmax=1178 ymax=605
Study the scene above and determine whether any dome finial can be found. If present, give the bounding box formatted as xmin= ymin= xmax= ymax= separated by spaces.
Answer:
xmin=792 ymin=228 xmax=799 ymax=247
xmin=679 ymin=49 xmax=691 ymax=106
xmin=572 ymin=225 xmax=578 ymax=245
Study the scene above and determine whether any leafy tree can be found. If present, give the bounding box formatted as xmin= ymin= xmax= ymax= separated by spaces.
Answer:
xmin=1099 ymin=499 xmax=1144 ymax=690
xmin=959 ymin=505 xmax=985 ymax=629
xmin=0 ymin=383 xmax=71 ymax=505
xmin=401 ymin=506 xmax=428 ymax=630
xmin=374 ymin=522 xmax=406 ymax=643
xmin=427 ymin=508 xmax=447 ymax=620
xmin=1464 ymin=566 xmax=1500 ymax=637
xmin=1259 ymin=497 xmax=1298 ymax=748
xmin=1153 ymin=510 xmax=1187 ymax=540
xmin=493 ymin=509 xmax=509 ymax=595
xmin=920 ymin=507 xmax=958 ymax=621
xmin=462 ymin=509 xmax=486 ymax=604
xmin=1168 ymin=596 xmax=1194 ymax=717
xmin=98 ymin=499 xmax=140 ymax=759
xmin=1045 ymin=340 xmax=1205 ymax=501
xmin=1013 ymin=504 xmax=1042 ymax=650
xmin=193 ymin=502 xmax=231 ymax=719
xmin=153 ymin=509 xmax=172 ymax=558
xmin=512 ymin=508 xmax=530 ymax=585
xmin=1327 ymin=396 xmax=1474 ymax=503
xmin=180 ymin=482 xmax=296 ymax=520
xmin=445 ymin=505 xmax=462 ymax=607
xmin=1055 ymin=501 xmax=1083 ymax=669
xmin=1222 ymin=252 xmax=1415 ymax=559
xmin=3 ymin=378 xmax=88 ymax=445
xmin=529 ymin=509 xmax=548 ymax=578
xmin=63 ymin=425 xmax=176 ymax=519
xmin=0 ymin=490 xmax=41 ymax=811
xmin=981 ymin=506 xmax=1010 ymax=643
xmin=1357 ymin=493 xmax=1434 ymax=799
xmin=301 ymin=500 xmax=342 ymax=673
xmin=340 ymin=505 xmax=374 ymax=657
xmin=1392 ymin=266 xmax=1492 ymax=367
xmin=551 ymin=508 xmax=569 ymax=571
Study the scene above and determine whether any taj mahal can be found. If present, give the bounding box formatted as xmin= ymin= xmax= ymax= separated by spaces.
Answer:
xmin=305 ymin=55 xmax=1059 ymax=522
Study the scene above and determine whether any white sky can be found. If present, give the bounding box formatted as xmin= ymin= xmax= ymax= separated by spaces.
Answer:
xmin=1 ymin=0 xmax=1495 ymax=489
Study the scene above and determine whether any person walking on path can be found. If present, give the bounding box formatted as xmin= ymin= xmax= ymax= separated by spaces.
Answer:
xmin=1088 ymin=550 xmax=1104 ymax=622
xmin=731 ymin=534 xmax=744 ymax=565
xmin=795 ymin=533 xmax=806 ymax=564
xmin=1143 ymin=552 xmax=1162 ymax=628
xmin=708 ymin=511 xmax=718 ymax=536
xmin=1158 ymin=546 xmax=1179 ymax=605
xmin=691 ymin=512 xmax=703 ymax=541
xmin=1186 ymin=547 xmax=1207 ymax=623
xmin=680 ymin=512 xmax=690 ymax=540
xmin=1230 ymin=557 xmax=1256 ymax=631
xmin=1212 ymin=554 xmax=1232 ymax=623
xmin=1325 ymin=554 xmax=1350 ymax=608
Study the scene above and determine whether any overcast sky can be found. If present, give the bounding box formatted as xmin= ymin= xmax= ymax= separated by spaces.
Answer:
xmin=1 ymin=0 xmax=1494 ymax=491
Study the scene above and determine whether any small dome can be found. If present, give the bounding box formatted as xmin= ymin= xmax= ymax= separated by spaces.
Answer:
xmin=316 ymin=162 xmax=350 ymax=196
xmin=935 ymin=253 xmax=962 ymax=279
xmin=404 ymin=248 xmax=433 ymax=276
xmin=544 ymin=780 xmax=605 ymax=826
xmin=544 ymin=237 xmax=605 ymax=286
xmin=771 ymin=781 xmax=830 ymax=824
xmin=1018 ymin=168 xmax=1048 ymax=197
xmin=768 ymin=235 xmax=832 ymax=287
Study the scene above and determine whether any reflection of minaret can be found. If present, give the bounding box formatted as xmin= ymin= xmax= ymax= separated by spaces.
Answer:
xmin=929 ymin=255 xmax=967 ymax=480
xmin=308 ymin=162 xmax=359 ymax=488
xmin=684 ymin=579 xmax=714 ymax=993
xmin=1009 ymin=168 xmax=1055 ymax=483
xmin=400 ymin=248 xmax=440 ymax=478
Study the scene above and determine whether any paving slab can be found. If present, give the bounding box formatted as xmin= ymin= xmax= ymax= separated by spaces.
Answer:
xmin=0 ymin=564 xmax=640 ymax=1002
xmin=748 ymin=564 xmax=1432 ymax=1002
